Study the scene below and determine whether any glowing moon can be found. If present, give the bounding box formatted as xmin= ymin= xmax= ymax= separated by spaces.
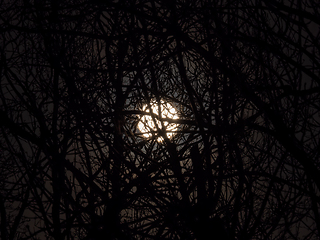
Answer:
xmin=138 ymin=100 xmax=179 ymax=141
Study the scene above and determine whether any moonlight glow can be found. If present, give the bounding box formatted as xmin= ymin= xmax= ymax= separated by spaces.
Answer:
xmin=138 ymin=100 xmax=179 ymax=141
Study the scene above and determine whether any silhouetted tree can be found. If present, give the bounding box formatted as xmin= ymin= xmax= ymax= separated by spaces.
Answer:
xmin=1 ymin=0 xmax=320 ymax=239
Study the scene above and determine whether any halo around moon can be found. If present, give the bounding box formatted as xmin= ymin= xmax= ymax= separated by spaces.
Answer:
xmin=138 ymin=100 xmax=179 ymax=141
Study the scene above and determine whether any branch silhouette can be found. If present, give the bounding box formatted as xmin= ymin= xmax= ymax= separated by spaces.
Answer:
xmin=1 ymin=0 xmax=320 ymax=239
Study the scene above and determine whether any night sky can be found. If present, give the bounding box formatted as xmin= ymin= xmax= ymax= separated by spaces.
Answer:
xmin=1 ymin=0 xmax=320 ymax=239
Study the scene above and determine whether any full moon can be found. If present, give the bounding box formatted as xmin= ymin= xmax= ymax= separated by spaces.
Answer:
xmin=138 ymin=100 xmax=179 ymax=141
